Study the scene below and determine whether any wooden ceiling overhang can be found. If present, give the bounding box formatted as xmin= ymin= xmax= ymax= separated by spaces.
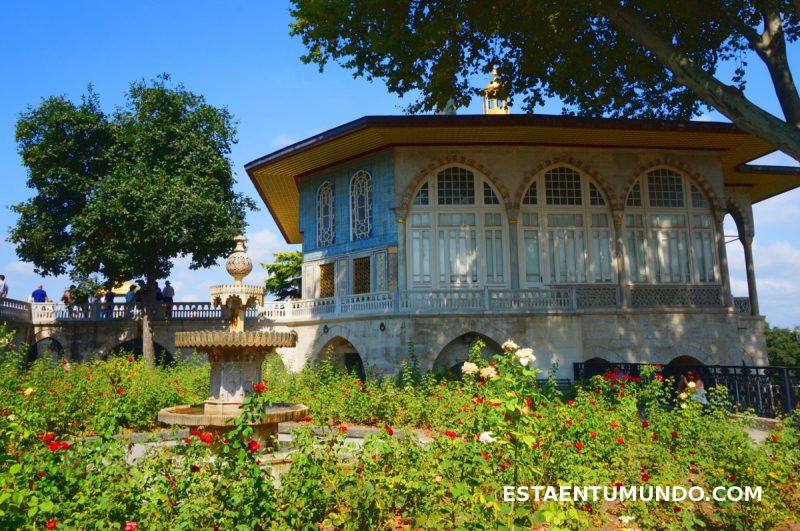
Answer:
xmin=245 ymin=114 xmax=800 ymax=244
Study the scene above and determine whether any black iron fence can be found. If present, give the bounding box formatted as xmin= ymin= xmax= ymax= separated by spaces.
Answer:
xmin=574 ymin=362 xmax=800 ymax=418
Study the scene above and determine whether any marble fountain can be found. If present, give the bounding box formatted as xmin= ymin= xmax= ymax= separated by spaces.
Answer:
xmin=158 ymin=235 xmax=308 ymax=449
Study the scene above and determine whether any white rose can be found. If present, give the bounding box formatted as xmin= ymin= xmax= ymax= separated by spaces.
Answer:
xmin=679 ymin=392 xmax=688 ymax=400
xmin=480 ymin=366 xmax=499 ymax=380
xmin=687 ymin=381 xmax=697 ymax=389
xmin=478 ymin=431 xmax=497 ymax=444
xmin=680 ymin=403 xmax=688 ymax=409
xmin=514 ymin=348 xmax=536 ymax=367
xmin=461 ymin=362 xmax=479 ymax=375
xmin=501 ymin=340 xmax=519 ymax=352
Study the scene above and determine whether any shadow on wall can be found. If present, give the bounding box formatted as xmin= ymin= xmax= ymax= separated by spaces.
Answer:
xmin=433 ymin=332 xmax=501 ymax=376
xmin=318 ymin=335 xmax=366 ymax=381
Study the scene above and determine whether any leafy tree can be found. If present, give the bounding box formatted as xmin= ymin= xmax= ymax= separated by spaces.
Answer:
xmin=765 ymin=323 xmax=800 ymax=366
xmin=262 ymin=251 xmax=302 ymax=300
xmin=11 ymin=76 xmax=257 ymax=366
xmin=290 ymin=1 xmax=800 ymax=160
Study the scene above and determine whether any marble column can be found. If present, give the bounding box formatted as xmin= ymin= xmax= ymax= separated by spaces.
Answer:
xmin=740 ymin=233 xmax=760 ymax=316
xmin=612 ymin=209 xmax=630 ymax=308
xmin=507 ymin=207 xmax=520 ymax=290
xmin=714 ymin=211 xmax=733 ymax=308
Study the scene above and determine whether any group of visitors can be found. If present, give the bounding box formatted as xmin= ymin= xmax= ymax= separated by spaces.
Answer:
xmin=12 ymin=279 xmax=176 ymax=320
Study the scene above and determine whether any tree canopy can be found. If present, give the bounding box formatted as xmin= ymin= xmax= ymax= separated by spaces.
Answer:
xmin=263 ymin=251 xmax=302 ymax=301
xmin=11 ymin=76 xmax=257 ymax=364
xmin=765 ymin=323 xmax=800 ymax=366
xmin=290 ymin=1 xmax=800 ymax=160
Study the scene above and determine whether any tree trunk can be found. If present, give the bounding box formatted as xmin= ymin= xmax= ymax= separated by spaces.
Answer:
xmin=600 ymin=2 xmax=800 ymax=161
xmin=141 ymin=276 xmax=157 ymax=367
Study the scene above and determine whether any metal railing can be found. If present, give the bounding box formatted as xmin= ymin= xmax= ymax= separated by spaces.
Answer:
xmin=574 ymin=362 xmax=799 ymax=418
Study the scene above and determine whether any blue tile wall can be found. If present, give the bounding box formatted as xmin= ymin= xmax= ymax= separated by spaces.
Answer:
xmin=299 ymin=150 xmax=398 ymax=261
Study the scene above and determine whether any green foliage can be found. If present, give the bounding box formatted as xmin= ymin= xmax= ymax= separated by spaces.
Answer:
xmin=262 ymin=251 xmax=302 ymax=301
xmin=765 ymin=322 xmax=800 ymax=366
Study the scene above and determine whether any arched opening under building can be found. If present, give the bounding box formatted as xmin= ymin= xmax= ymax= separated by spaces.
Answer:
xmin=668 ymin=355 xmax=704 ymax=367
xmin=27 ymin=337 xmax=66 ymax=365
xmin=318 ymin=336 xmax=366 ymax=380
xmin=112 ymin=339 xmax=173 ymax=366
xmin=433 ymin=333 xmax=502 ymax=376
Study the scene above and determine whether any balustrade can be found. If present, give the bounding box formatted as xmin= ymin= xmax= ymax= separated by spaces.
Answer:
xmin=0 ymin=298 xmax=32 ymax=323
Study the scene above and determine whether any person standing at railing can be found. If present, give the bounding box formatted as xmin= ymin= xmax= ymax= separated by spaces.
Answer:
xmin=125 ymin=285 xmax=136 ymax=318
xmin=102 ymin=288 xmax=115 ymax=319
xmin=60 ymin=286 xmax=76 ymax=318
xmin=31 ymin=284 xmax=49 ymax=303
xmin=162 ymin=280 xmax=174 ymax=319
xmin=0 ymin=275 xmax=7 ymax=299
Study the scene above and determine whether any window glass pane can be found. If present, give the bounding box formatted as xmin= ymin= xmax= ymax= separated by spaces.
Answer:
xmin=625 ymin=230 xmax=647 ymax=282
xmin=413 ymin=182 xmax=429 ymax=205
xmin=484 ymin=213 xmax=502 ymax=226
xmin=592 ymin=230 xmax=613 ymax=282
xmin=485 ymin=229 xmax=504 ymax=284
xmin=647 ymin=169 xmax=685 ymax=207
xmin=522 ymin=213 xmax=539 ymax=227
xmin=411 ymin=229 xmax=431 ymax=285
xmin=692 ymin=215 xmax=712 ymax=228
xmin=524 ymin=230 xmax=541 ymax=283
xmin=625 ymin=214 xmax=643 ymax=228
xmin=652 ymin=230 xmax=690 ymax=282
xmin=548 ymin=229 xmax=587 ymax=283
xmin=650 ymin=214 xmax=686 ymax=228
xmin=411 ymin=213 xmax=430 ymax=227
xmin=626 ymin=182 xmax=642 ymax=207
xmin=591 ymin=214 xmax=608 ymax=227
xmin=483 ymin=182 xmax=500 ymax=204
xmin=352 ymin=257 xmax=370 ymax=294
xmin=319 ymin=263 xmax=335 ymax=298
xmin=547 ymin=213 xmax=583 ymax=227
xmin=690 ymin=185 xmax=707 ymax=208
xmin=694 ymin=230 xmax=716 ymax=282
xmin=437 ymin=167 xmax=475 ymax=205
xmin=438 ymin=213 xmax=476 ymax=226
xmin=522 ymin=182 xmax=538 ymax=205
xmin=589 ymin=183 xmax=606 ymax=206
xmin=545 ymin=167 xmax=582 ymax=205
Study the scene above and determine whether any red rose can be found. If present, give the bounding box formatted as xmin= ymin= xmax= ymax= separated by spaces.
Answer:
xmin=671 ymin=431 xmax=678 ymax=438
xmin=567 ymin=400 xmax=574 ymax=405
xmin=252 ymin=382 xmax=266 ymax=392
xmin=652 ymin=433 xmax=658 ymax=439
xmin=247 ymin=440 xmax=260 ymax=452
xmin=59 ymin=442 xmax=70 ymax=450
xmin=642 ymin=420 xmax=649 ymax=428
xmin=616 ymin=437 xmax=624 ymax=445
xmin=60 ymin=358 xmax=68 ymax=365
xmin=610 ymin=422 xmax=620 ymax=429
xmin=37 ymin=471 xmax=45 ymax=477
xmin=655 ymin=364 xmax=663 ymax=369
xmin=46 ymin=441 xmax=62 ymax=452
xmin=574 ymin=442 xmax=584 ymax=450
xmin=124 ymin=523 xmax=138 ymax=531
xmin=480 ymin=449 xmax=491 ymax=461
xmin=727 ymin=476 xmax=735 ymax=482
xmin=590 ymin=432 xmax=598 ymax=438
xmin=190 ymin=464 xmax=200 ymax=473
xmin=338 ymin=425 xmax=348 ymax=432
xmin=182 ymin=438 xmax=191 ymax=444
xmin=198 ymin=432 xmax=212 ymax=445
xmin=384 ymin=424 xmax=394 ymax=436
xmin=301 ymin=416 xmax=313 ymax=422
xmin=116 ymin=388 xmax=125 ymax=394
xmin=472 ymin=396 xmax=484 ymax=404
xmin=618 ymin=392 xmax=625 ymax=398
xmin=589 ymin=400 xmax=596 ymax=405
xmin=46 ymin=520 xmax=58 ymax=529
xmin=642 ymin=474 xmax=651 ymax=482
xmin=443 ymin=431 xmax=458 ymax=440
xmin=673 ymin=505 xmax=681 ymax=512
xmin=43 ymin=433 xmax=55 ymax=442
xmin=127 ymin=356 xmax=134 ymax=362
xmin=488 ymin=401 xmax=502 ymax=407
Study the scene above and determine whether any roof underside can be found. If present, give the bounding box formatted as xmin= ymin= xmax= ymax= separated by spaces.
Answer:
xmin=245 ymin=115 xmax=800 ymax=243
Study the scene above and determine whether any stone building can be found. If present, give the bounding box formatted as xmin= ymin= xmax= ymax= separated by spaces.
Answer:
xmin=245 ymin=86 xmax=800 ymax=375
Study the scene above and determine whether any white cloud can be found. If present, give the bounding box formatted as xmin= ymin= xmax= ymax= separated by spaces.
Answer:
xmin=272 ymin=133 xmax=299 ymax=148
xmin=691 ymin=113 xmax=714 ymax=122
xmin=4 ymin=260 xmax=35 ymax=275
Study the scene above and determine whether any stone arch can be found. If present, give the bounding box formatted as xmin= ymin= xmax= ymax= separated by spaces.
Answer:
xmin=726 ymin=196 xmax=754 ymax=241
xmin=515 ymin=158 xmax=620 ymax=210
xmin=432 ymin=332 xmax=503 ymax=374
xmin=585 ymin=356 xmax=611 ymax=364
xmin=397 ymin=155 xmax=513 ymax=216
xmin=317 ymin=335 xmax=366 ymax=380
xmin=667 ymin=355 xmax=705 ymax=366
xmin=622 ymin=159 xmax=724 ymax=213
xmin=27 ymin=336 xmax=66 ymax=364
xmin=111 ymin=338 xmax=174 ymax=366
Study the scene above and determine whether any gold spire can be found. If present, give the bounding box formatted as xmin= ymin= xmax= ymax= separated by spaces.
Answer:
xmin=483 ymin=68 xmax=509 ymax=115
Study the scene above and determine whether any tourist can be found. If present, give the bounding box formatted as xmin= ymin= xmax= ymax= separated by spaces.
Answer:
xmin=61 ymin=286 xmax=76 ymax=317
xmin=103 ymin=288 xmax=115 ymax=319
xmin=31 ymin=284 xmax=49 ymax=303
xmin=162 ymin=280 xmax=175 ymax=318
xmin=125 ymin=285 xmax=137 ymax=318
xmin=0 ymin=275 xmax=8 ymax=299
xmin=678 ymin=370 xmax=708 ymax=404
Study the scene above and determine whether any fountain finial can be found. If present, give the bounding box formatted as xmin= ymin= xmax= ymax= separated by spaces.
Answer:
xmin=225 ymin=235 xmax=253 ymax=285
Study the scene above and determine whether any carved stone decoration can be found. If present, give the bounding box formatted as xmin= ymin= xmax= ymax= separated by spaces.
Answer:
xmin=376 ymin=252 xmax=387 ymax=292
xmin=225 ymin=235 xmax=253 ymax=284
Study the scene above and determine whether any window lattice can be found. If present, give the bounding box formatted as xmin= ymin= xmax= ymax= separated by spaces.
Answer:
xmin=353 ymin=257 xmax=370 ymax=294
xmin=647 ymin=169 xmax=684 ymax=207
xmin=690 ymin=185 xmax=707 ymax=208
xmin=319 ymin=263 xmax=335 ymax=298
xmin=626 ymin=182 xmax=642 ymax=207
xmin=522 ymin=182 xmax=538 ymax=205
xmin=437 ymin=167 xmax=475 ymax=205
xmin=316 ymin=181 xmax=335 ymax=247
xmin=589 ymin=183 xmax=606 ymax=206
xmin=350 ymin=170 xmax=372 ymax=240
xmin=413 ymin=182 xmax=429 ymax=205
xmin=483 ymin=182 xmax=499 ymax=204
xmin=545 ymin=167 xmax=582 ymax=205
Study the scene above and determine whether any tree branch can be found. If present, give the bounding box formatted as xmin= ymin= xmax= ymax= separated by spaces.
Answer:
xmin=600 ymin=2 xmax=800 ymax=160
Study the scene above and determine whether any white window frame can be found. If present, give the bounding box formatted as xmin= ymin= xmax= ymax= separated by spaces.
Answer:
xmin=316 ymin=181 xmax=335 ymax=247
xmin=350 ymin=170 xmax=372 ymax=240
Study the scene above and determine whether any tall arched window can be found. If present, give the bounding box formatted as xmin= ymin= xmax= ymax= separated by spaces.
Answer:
xmin=316 ymin=181 xmax=334 ymax=247
xmin=350 ymin=170 xmax=372 ymax=240
xmin=624 ymin=168 xmax=717 ymax=284
xmin=519 ymin=166 xmax=613 ymax=285
xmin=407 ymin=166 xmax=507 ymax=288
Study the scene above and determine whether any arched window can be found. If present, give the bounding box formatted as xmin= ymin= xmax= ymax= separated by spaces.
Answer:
xmin=519 ymin=166 xmax=613 ymax=285
xmin=350 ymin=170 xmax=372 ymax=240
xmin=407 ymin=166 xmax=506 ymax=288
xmin=316 ymin=181 xmax=334 ymax=247
xmin=624 ymin=168 xmax=717 ymax=284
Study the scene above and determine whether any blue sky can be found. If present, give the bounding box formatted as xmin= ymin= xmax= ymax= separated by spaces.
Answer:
xmin=1 ymin=2 xmax=798 ymax=327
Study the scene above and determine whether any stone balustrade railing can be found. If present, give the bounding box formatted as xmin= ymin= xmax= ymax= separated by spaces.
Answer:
xmin=0 ymin=285 xmax=750 ymax=325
